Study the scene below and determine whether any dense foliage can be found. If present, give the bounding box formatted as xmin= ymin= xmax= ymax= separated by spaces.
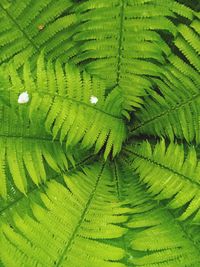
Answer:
xmin=0 ymin=0 xmax=200 ymax=266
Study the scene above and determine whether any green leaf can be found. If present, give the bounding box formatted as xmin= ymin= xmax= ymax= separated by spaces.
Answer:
xmin=1 ymin=55 xmax=127 ymax=159
xmin=0 ymin=163 xmax=127 ymax=267
xmin=69 ymin=0 xmax=194 ymax=110
xmin=125 ymin=140 xmax=200 ymax=221
xmin=0 ymin=1 xmax=200 ymax=266
xmin=0 ymin=0 xmax=77 ymax=68
xmin=0 ymin=102 xmax=85 ymax=198
xmin=131 ymin=54 xmax=200 ymax=143
xmin=115 ymin=161 xmax=200 ymax=267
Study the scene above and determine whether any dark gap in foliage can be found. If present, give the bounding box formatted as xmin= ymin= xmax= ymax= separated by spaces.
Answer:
xmin=171 ymin=16 xmax=192 ymax=26
xmin=151 ymin=83 xmax=163 ymax=97
xmin=129 ymin=111 xmax=136 ymax=126
xmin=157 ymin=29 xmax=193 ymax=66
xmin=125 ymin=135 xmax=158 ymax=146
xmin=176 ymin=0 xmax=200 ymax=11
xmin=157 ymin=30 xmax=174 ymax=50
xmin=159 ymin=196 xmax=200 ymax=223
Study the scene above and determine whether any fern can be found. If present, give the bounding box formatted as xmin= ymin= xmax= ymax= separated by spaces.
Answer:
xmin=130 ymin=55 xmax=200 ymax=143
xmin=0 ymin=164 xmax=128 ymax=267
xmin=124 ymin=140 xmax=200 ymax=221
xmin=114 ymin=162 xmax=200 ymax=266
xmin=0 ymin=0 xmax=77 ymax=68
xmin=175 ymin=21 xmax=200 ymax=71
xmin=0 ymin=54 xmax=126 ymax=159
xmin=0 ymin=0 xmax=200 ymax=267
xmin=69 ymin=0 xmax=195 ymax=111
xmin=0 ymin=104 xmax=79 ymax=198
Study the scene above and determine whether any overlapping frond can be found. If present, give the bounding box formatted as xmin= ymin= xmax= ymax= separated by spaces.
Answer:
xmin=0 ymin=153 xmax=96 ymax=226
xmin=70 ymin=0 xmax=195 ymax=111
xmin=124 ymin=140 xmax=200 ymax=221
xmin=116 ymin=162 xmax=200 ymax=267
xmin=0 ymin=163 xmax=128 ymax=267
xmin=1 ymin=55 xmax=127 ymax=159
xmin=0 ymin=0 xmax=77 ymax=68
xmin=0 ymin=104 xmax=79 ymax=198
xmin=175 ymin=19 xmax=200 ymax=72
xmin=130 ymin=54 xmax=200 ymax=143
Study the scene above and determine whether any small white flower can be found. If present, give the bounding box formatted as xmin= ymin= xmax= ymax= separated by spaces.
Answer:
xmin=18 ymin=91 xmax=29 ymax=104
xmin=90 ymin=95 xmax=98 ymax=104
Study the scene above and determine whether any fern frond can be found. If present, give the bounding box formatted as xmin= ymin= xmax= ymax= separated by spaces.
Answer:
xmin=0 ymin=163 xmax=127 ymax=267
xmin=0 ymin=104 xmax=79 ymax=198
xmin=0 ymin=0 xmax=77 ymax=68
xmin=124 ymin=140 xmax=200 ymax=221
xmin=69 ymin=0 xmax=194 ymax=111
xmin=0 ymin=1 xmax=199 ymax=266
xmin=130 ymin=55 xmax=200 ymax=143
xmin=1 ymin=55 xmax=127 ymax=159
xmin=0 ymin=153 xmax=95 ymax=220
xmin=174 ymin=20 xmax=200 ymax=72
xmin=115 ymin=161 xmax=200 ymax=266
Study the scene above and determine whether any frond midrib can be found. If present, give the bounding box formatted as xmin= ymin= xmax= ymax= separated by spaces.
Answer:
xmin=55 ymin=163 xmax=105 ymax=267
xmin=3 ymin=88 xmax=123 ymax=120
xmin=113 ymin=160 xmax=121 ymax=200
xmin=125 ymin=148 xmax=200 ymax=188
xmin=112 ymin=160 xmax=130 ymax=265
xmin=39 ymin=91 xmax=123 ymax=120
xmin=130 ymin=91 xmax=200 ymax=133
xmin=0 ymin=133 xmax=53 ymax=142
xmin=116 ymin=0 xmax=125 ymax=86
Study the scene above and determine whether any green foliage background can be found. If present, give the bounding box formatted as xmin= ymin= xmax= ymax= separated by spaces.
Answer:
xmin=0 ymin=0 xmax=200 ymax=266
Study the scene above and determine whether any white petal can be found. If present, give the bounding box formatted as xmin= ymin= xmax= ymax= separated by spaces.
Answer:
xmin=90 ymin=95 xmax=98 ymax=104
xmin=18 ymin=91 xmax=29 ymax=104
